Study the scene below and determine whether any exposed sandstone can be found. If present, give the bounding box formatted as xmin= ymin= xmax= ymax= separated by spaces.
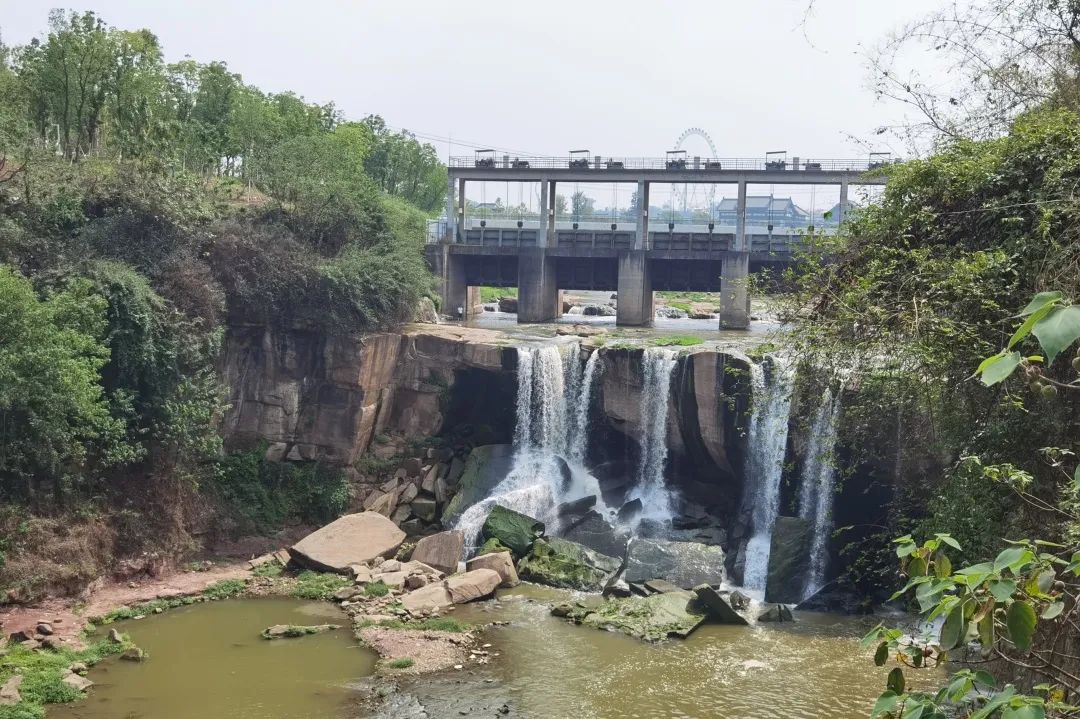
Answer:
xmin=289 ymin=513 xmax=406 ymax=573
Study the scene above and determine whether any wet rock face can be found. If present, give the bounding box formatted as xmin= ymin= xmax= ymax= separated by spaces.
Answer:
xmin=623 ymin=538 xmax=726 ymax=589
xmin=480 ymin=506 xmax=545 ymax=559
xmin=441 ymin=445 xmax=517 ymax=526
xmin=764 ymin=516 xmax=813 ymax=604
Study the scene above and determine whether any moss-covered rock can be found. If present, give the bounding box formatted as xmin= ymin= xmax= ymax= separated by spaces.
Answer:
xmin=554 ymin=591 xmax=705 ymax=642
xmin=480 ymin=505 xmax=544 ymax=558
xmin=477 ymin=537 xmax=511 ymax=556
xmin=516 ymin=538 xmax=620 ymax=592
xmin=442 ymin=445 xmax=516 ymax=524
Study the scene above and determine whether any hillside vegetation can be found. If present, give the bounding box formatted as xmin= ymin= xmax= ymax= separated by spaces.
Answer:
xmin=0 ymin=10 xmax=440 ymax=600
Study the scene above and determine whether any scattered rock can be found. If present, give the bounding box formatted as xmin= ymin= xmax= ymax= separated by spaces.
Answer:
xmin=262 ymin=624 xmax=341 ymax=639
xmin=644 ymin=579 xmax=683 ymax=594
xmin=562 ymin=510 xmax=631 ymax=558
xmin=516 ymin=538 xmax=620 ymax=592
xmin=0 ymin=675 xmax=22 ymax=706
xmin=400 ymin=569 xmax=501 ymax=613
xmin=120 ymin=647 xmax=146 ymax=662
xmin=35 ymin=622 xmax=54 ymax=636
xmin=410 ymin=497 xmax=438 ymax=522
xmin=624 ymin=538 xmax=726 ymax=588
xmin=410 ymin=531 xmax=465 ymax=576
xmin=616 ymin=498 xmax=643 ymax=523
xmin=566 ymin=591 xmax=706 ymax=642
xmin=108 ymin=628 xmax=123 ymax=643
xmin=729 ymin=590 xmax=751 ymax=611
xmin=465 ymin=551 xmax=520 ymax=588
xmin=289 ymin=512 xmax=406 ymax=573
xmin=556 ymin=495 xmax=597 ymax=518
xmin=61 ymin=670 xmax=94 ymax=692
xmin=481 ymin=505 xmax=545 ymax=558
xmin=693 ymin=584 xmax=750 ymax=625
xmin=757 ymin=604 xmax=795 ymax=623
xmin=498 ymin=297 xmax=518 ymax=313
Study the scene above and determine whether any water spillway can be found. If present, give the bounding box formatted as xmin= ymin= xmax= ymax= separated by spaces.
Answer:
xmin=798 ymin=386 xmax=843 ymax=598
xmin=628 ymin=347 xmax=678 ymax=525
xmin=455 ymin=343 xmax=607 ymax=545
xmin=739 ymin=356 xmax=795 ymax=592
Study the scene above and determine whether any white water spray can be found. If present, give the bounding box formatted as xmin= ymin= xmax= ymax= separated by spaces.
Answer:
xmin=628 ymin=347 xmax=678 ymax=524
xmin=799 ymin=386 xmax=843 ymax=599
xmin=567 ymin=349 xmax=602 ymax=467
xmin=740 ymin=356 xmax=795 ymax=592
xmin=455 ymin=343 xmax=608 ymax=548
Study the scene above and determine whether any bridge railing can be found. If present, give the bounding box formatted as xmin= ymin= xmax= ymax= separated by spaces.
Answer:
xmin=449 ymin=156 xmax=898 ymax=173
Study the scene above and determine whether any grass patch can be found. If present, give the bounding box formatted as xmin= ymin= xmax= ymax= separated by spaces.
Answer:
xmin=96 ymin=579 xmax=248 ymax=624
xmin=651 ymin=335 xmax=703 ymax=347
xmin=251 ymin=562 xmax=284 ymax=578
xmin=666 ymin=301 xmax=692 ymax=313
xmin=387 ymin=657 xmax=415 ymax=669
xmin=0 ymin=637 xmax=133 ymax=719
xmin=364 ymin=580 xmax=389 ymax=597
xmin=293 ymin=571 xmax=352 ymax=600
xmin=479 ymin=286 xmax=516 ymax=303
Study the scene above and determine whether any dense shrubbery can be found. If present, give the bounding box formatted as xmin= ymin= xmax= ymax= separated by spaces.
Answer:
xmin=0 ymin=9 xmax=440 ymax=598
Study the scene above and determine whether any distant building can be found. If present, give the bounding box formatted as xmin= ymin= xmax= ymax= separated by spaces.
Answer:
xmin=715 ymin=196 xmax=810 ymax=228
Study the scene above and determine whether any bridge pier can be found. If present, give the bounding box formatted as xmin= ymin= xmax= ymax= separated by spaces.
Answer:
xmin=717 ymin=252 xmax=750 ymax=329
xmin=616 ymin=250 xmax=653 ymax=326
xmin=440 ymin=250 xmax=481 ymax=320
xmin=517 ymin=248 xmax=560 ymax=322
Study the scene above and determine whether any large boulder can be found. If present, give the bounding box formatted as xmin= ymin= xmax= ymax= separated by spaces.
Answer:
xmin=442 ymin=445 xmax=516 ymax=524
xmin=693 ymin=584 xmax=749 ymax=625
xmin=623 ymin=538 xmax=725 ymax=588
xmin=465 ymin=550 xmax=520 ymax=587
xmin=289 ymin=512 xmax=406 ymax=573
xmin=764 ymin=516 xmax=813 ymax=604
xmin=400 ymin=569 xmax=501 ymax=614
xmin=573 ymin=591 xmax=706 ymax=641
xmin=561 ymin=510 xmax=631 ymax=559
xmin=480 ymin=505 xmax=545 ymax=558
xmin=516 ymin=538 xmax=620 ymax=592
xmin=409 ymin=530 xmax=464 ymax=576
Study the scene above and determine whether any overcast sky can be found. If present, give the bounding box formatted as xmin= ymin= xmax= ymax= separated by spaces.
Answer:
xmin=6 ymin=1 xmax=947 ymax=161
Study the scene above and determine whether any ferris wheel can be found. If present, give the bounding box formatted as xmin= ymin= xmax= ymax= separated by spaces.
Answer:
xmin=673 ymin=127 xmax=719 ymax=213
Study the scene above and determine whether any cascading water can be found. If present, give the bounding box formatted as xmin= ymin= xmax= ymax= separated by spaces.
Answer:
xmin=567 ymin=349 xmax=602 ymax=467
xmin=740 ymin=356 xmax=795 ymax=592
xmin=455 ymin=343 xmax=607 ymax=548
xmin=628 ymin=347 xmax=678 ymax=524
xmin=798 ymin=386 xmax=843 ymax=599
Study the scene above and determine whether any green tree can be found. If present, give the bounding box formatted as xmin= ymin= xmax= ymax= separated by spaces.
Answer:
xmin=0 ymin=266 xmax=127 ymax=501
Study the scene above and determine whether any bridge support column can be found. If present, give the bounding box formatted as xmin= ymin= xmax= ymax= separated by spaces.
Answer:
xmin=838 ymin=178 xmax=849 ymax=225
xmin=442 ymin=251 xmax=480 ymax=321
xmin=718 ymin=251 xmax=750 ymax=329
xmin=616 ymin=250 xmax=653 ymax=326
xmin=517 ymin=248 xmax=559 ymax=323
xmin=635 ymin=180 xmax=650 ymax=250
xmin=456 ymin=178 xmax=466 ymax=243
xmin=735 ymin=180 xmax=747 ymax=250
xmin=444 ymin=175 xmax=456 ymax=243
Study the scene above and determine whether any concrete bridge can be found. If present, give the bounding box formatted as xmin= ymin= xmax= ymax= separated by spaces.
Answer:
xmin=428 ymin=154 xmax=891 ymax=328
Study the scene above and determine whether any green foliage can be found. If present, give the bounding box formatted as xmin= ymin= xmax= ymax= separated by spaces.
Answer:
xmin=364 ymin=579 xmax=390 ymax=597
xmin=0 ymin=266 xmax=127 ymax=498
xmin=864 ymin=533 xmax=1080 ymax=718
xmin=251 ymin=561 xmax=284 ymax=578
xmin=386 ymin=657 xmax=415 ymax=669
xmin=0 ymin=637 xmax=132 ymax=719
xmin=212 ymin=450 xmax=349 ymax=536
xmin=479 ymin=286 xmax=516 ymax=303
xmin=292 ymin=571 xmax=351 ymax=601
xmin=358 ymin=616 xmax=471 ymax=633
xmin=361 ymin=115 xmax=446 ymax=212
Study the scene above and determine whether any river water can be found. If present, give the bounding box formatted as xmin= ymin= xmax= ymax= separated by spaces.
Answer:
xmin=50 ymin=590 xmax=931 ymax=719
xmin=49 ymin=598 xmax=374 ymax=719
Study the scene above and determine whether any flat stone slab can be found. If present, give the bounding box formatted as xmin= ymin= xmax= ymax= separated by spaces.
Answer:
xmin=563 ymin=591 xmax=706 ymax=642
xmin=410 ymin=531 xmax=464 ymax=576
xmin=289 ymin=512 xmax=406 ymax=573
xmin=623 ymin=538 xmax=725 ymax=588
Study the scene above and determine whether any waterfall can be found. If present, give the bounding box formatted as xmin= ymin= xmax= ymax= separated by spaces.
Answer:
xmin=628 ymin=347 xmax=678 ymax=524
xmin=567 ymin=349 xmax=601 ymax=467
xmin=740 ymin=356 xmax=795 ymax=592
xmin=799 ymin=386 xmax=843 ymax=599
xmin=455 ymin=343 xmax=607 ymax=548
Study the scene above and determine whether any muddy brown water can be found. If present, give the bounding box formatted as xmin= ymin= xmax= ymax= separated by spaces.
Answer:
xmin=49 ymin=598 xmax=375 ymax=719
xmin=50 ymin=588 xmax=936 ymax=719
